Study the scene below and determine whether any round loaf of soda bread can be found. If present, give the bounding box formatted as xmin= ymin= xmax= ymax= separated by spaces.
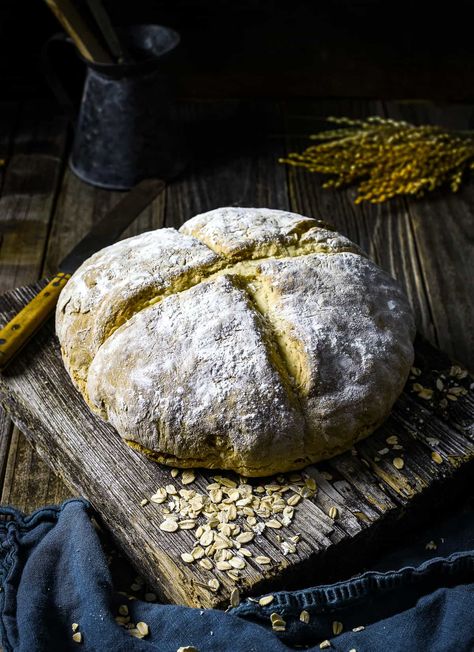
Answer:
xmin=56 ymin=207 xmax=415 ymax=476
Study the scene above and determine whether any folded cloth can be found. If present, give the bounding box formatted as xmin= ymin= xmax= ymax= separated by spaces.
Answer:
xmin=1 ymin=498 xmax=474 ymax=651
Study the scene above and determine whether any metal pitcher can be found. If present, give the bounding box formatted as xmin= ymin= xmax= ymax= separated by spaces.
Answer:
xmin=44 ymin=24 xmax=187 ymax=189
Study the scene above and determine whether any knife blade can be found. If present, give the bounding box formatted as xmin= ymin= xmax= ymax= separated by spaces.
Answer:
xmin=0 ymin=177 xmax=166 ymax=370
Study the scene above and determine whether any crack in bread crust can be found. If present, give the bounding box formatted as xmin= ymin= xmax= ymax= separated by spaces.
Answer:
xmin=58 ymin=219 xmax=363 ymax=397
xmin=103 ymin=243 xmax=362 ymax=345
xmin=95 ymin=238 xmax=362 ymax=351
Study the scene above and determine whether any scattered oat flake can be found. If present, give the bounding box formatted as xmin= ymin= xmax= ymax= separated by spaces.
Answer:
xmin=418 ymin=387 xmax=434 ymax=400
xmin=230 ymin=587 xmax=240 ymax=607
xmin=266 ymin=519 xmax=282 ymax=529
xmin=287 ymin=494 xmax=301 ymax=506
xmin=216 ymin=560 xmax=232 ymax=571
xmin=281 ymin=541 xmax=296 ymax=555
xmin=255 ymin=555 xmax=272 ymax=565
xmin=270 ymin=612 xmax=286 ymax=627
xmin=150 ymin=489 xmax=167 ymax=504
xmin=300 ymin=610 xmax=310 ymax=623
xmin=432 ymin=451 xmax=443 ymax=464
xmin=352 ymin=625 xmax=365 ymax=632
xmin=177 ymin=647 xmax=199 ymax=652
xmin=319 ymin=641 xmax=331 ymax=649
xmin=328 ymin=506 xmax=339 ymax=520
xmin=192 ymin=546 xmax=205 ymax=560
xmin=259 ymin=595 xmax=275 ymax=606
xmin=411 ymin=367 xmax=422 ymax=376
xmin=72 ymin=632 xmax=82 ymax=643
xmin=386 ymin=435 xmax=398 ymax=445
xmin=236 ymin=531 xmax=254 ymax=544
xmin=72 ymin=623 xmax=79 ymax=632
xmin=182 ymin=470 xmax=196 ymax=485
xmin=393 ymin=457 xmax=404 ymax=470
xmin=425 ymin=540 xmax=437 ymax=550
xmin=229 ymin=556 xmax=246 ymax=569
xmin=199 ymin=530 xmax=214 ymax=546
xmin=171 ymin=468 xmax=179 ymax=478
xmin=160 ymin=519 xmax=179 ymax=533
xmin=332 ymin=620 xmax=343 ymax=635
xmin=181 ymin=552 xmax=195 ymax=563
xmin=118 ymin=604 xmax=129 ymax=616
xmin=378 ymin=448 xmax=389 ymax=455
xmin=140 ymin=498 xmax=149 ymax=506
xmin=136 ymin=622 xmax=149 ymax=636
xmin=450 ymin=365 xmax=468 ymax=379
xmin=198 ymin=558 xmax=213 ymax=570
xmin=208 ymin=578 xmax=220 ymax=592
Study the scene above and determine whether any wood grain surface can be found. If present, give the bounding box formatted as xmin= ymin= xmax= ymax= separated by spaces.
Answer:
xmin=0 ymin=98 xmax=473 ymax=608
xmin=0 ymin=102 xmax=70 ymax=509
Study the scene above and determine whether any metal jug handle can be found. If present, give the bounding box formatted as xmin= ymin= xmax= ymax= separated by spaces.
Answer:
xmin=41 ymin=32 xmax=81 ymax=127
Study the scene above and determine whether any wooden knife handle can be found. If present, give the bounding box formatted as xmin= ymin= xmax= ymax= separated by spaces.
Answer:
xmin=0 ymin=272 xmax=71 ymax=370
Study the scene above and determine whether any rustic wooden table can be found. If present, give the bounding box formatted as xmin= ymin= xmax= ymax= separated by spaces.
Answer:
xmin=0 ymin=98 xmax=473 ymax=594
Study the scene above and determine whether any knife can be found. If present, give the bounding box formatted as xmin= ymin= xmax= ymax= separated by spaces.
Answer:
xmin=0 ymin=178 xmax=166 ymax=370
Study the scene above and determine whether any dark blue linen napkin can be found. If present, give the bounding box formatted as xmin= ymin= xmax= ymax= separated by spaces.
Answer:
xmin=1 ymin=497 xmax=474 ymax=651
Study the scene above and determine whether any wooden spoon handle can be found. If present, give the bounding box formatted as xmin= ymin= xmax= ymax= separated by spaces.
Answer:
xmin=0 ymin=273 xmax=71 ymax=370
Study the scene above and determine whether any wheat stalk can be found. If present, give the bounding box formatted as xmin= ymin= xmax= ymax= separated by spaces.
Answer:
xmin=279 ymin=116 xmax=474 ymax=204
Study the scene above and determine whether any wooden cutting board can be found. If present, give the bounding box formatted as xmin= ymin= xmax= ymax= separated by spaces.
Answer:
xmin=0 ymin=282 xmax=473 ymax=609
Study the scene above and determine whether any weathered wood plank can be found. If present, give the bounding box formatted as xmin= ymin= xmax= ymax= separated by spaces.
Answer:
xmin=0 ymin=102 xmax=19 ymax=195
xmin=0 ymin=283 xmax=472 ymax=608
xmin=0 ymin=409 xmax=13 ymax=491
xmin=0 ymin=103 xmax=68 ymax=291
xmin=0 ymin=102 xmax=69 ymax=510
xmin=0 ymin=101 xmax=21 ymax=491
xmin=383 ymin=101 xmax=474 ymax=369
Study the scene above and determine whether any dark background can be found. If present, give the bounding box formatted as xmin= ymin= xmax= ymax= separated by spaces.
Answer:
xmin=0 ymin=0 xmax=473 ymax=101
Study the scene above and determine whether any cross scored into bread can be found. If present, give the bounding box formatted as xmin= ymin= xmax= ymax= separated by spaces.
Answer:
xmin=56 ymin=207 xmax=415 ymax=476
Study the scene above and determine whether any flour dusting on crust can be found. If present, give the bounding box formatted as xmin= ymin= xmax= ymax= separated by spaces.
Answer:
xmin=56 ymin=228 xmax=222 ymax=390
xmin=87 ymin=275 xmax=306 ymax=474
